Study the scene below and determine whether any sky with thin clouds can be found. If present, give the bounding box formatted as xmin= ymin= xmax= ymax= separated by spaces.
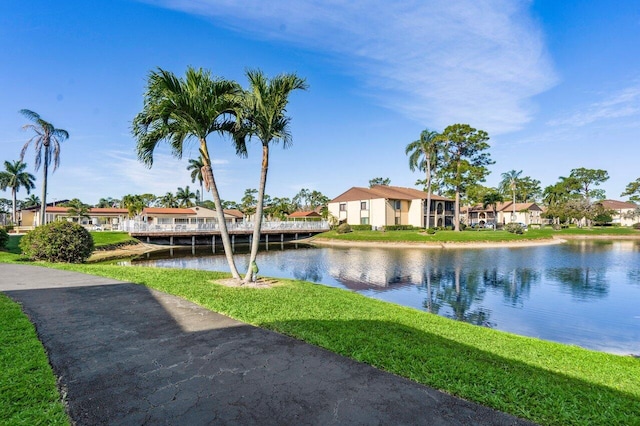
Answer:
xmin=1 ymin=0 xmax=638 ymax=205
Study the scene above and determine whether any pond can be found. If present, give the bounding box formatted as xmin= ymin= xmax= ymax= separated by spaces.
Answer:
xmin=128 ymin=240 xmax=640 ymax=355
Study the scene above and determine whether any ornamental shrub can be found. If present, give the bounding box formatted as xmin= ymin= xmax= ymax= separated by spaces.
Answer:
xmin=426 ymin=228 xmax=436 ymax=235
xmin=0 ymin=228 xmax=8 ymax=249
xmin=336 ymin=223 xmax=352 ymax=234
xmin=20 ymin=221 xmax=94 ymax=263
xmin=351 ymin=224 xmax=372 ymax=231
xmin=383 ymin=225 xmax=414 ymax=231
xmin=504 ymin=223 xmax=524 ymax=234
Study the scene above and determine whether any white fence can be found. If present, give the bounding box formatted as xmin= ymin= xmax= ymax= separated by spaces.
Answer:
xmin=120 ymin=220 xmax=330 ymax=233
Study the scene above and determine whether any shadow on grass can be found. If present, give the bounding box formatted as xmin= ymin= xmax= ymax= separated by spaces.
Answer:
xmin=265 ymin=318 xmax=640 ymax=425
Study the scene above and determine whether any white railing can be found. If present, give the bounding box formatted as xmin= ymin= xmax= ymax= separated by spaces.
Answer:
xmin=121 ymin=220 xmax=330 ymax=233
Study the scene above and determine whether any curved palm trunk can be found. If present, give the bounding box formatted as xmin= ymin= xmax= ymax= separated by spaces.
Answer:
xmin=200 ymin=141 xmax=241 ymax=279
xmin=245 ymin=145 xmax=269 ymax=282
xmin=39 ymin=146 xmax=49 ymax=226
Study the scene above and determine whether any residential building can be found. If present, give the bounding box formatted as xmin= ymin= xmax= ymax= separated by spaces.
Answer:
xmin=597 ymin=200 xmax=638 ymax=226
xmin=287 ymin=211 xmax=322 ymax=221
xmin=328 ymin=185 xmax=454 ymax=228
xmin=463 ymin=202 xmax=544 ymax=227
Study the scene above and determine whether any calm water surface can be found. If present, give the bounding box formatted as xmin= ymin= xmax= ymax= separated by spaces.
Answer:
xmin=130 ymin=240 xmax=640 ymax=355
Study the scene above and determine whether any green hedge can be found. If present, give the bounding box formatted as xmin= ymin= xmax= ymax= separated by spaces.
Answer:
xmin=0 ymin=228 xmax=8 ymax=249
xmin=383 ymin=225 xmax=415 ymax=231
xmin=20 ymin=221 xmax=94 ymax=263
xmin=350 ymin=224 xmax=372 ymax=231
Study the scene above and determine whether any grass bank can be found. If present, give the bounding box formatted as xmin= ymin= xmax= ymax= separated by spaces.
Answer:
xmin=31 ymin=263 xmax=640 ymax=425
xmin=315 ymin=226 xmax=639 ymax=243
xmin=0 ymin=294 xmax=69 ymax=425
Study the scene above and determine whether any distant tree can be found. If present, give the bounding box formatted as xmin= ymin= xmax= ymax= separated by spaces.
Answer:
xmin=436 ymin=124 xmax=494 ymax=231
xmin=0 ymin=160 xmax=36 ymax=224
xmin=64 ymin=198 xmax=90 ymax=222
xmin=465 ymin=184 xmax=492 ymax=206
xmin=221 ymin=199 xmax=239 ymax=210
xmin=542 ymin=177 xmax=582 ymax=225
xmin=20 ymin=109 xmax=69 ymax=225
xmin=569 ymin=168 xmax=609 ymax=203
xmin=621 ymin=177 xmax=640 ymax=203
xmin=158 ymin=192 xmax=179 ymax=208
xmin=96 ymin=197 xmax=120 ymax=208
xmin=176 ymin=186 xmax=196 ymax=208
xmin=187 ymin=157 xmax=205 ymax=202
xmin=406 ymin=128 xmax=442 ymax=228
xmin=369 ymin=177 xmax=391 ymax=187
xmin=120 ymin=194 xmax=145 ymax=217
xmin=308 ymin=190 xmax=329 ymax=210
xmin=241 ymin=188 xmax=258 ymax=217
xmin=592 ymin=204 xmax=614 ymax=225
xmin=499 ymin=170 xmax=522 ymax=222
xmin=293 ymin=188 xmax=311 ymax=210
xmin=516 ymin=176 xmax=542 ymax=203
xmin=132 ymin=66 xmax=246 ymax=279
xmin=265 ymin=197 xmax=294 ymax=220
xmin=482 ymin=189 xmax=504 ymax=231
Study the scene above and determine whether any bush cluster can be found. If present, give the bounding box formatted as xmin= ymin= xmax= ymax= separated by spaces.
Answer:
xmin=0 ymin=228 xmax=8 ymax=249
xmin=504 ymin=223 xmax=524 ymax=234
xmin=426 ymin=228 xmax=436 ymax=235
xmin=20 ymin=221 xmax=94 ymax=263
xmin=336 ymin=223 xmax=352 ymax=234
xmin=350 ymin=224 xmax=372 ymax=231
xmin=383 ymin=225 xmax=415 ymax=231
xmin=633 ymin=223 xmax=640 ymax=230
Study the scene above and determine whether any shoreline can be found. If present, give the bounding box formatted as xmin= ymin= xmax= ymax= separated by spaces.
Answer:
xmin=307 ymin=237 xmax=567 ymax=249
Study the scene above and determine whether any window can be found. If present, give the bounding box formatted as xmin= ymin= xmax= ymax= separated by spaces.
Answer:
xmin=395 ymin=217 xmax=400 ymax=225
xmin=360 ymin=217 xmax=369 ymax=225
xmin=339 ymin=203 xmax=346 ymax=211
xmin=360 ymin=201 xmax=367 ymax=210
xmin=394 ymin=200 xmax=401 ymax=210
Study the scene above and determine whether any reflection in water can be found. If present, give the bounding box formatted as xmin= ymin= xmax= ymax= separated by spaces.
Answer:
xmin=130 ymin=240 xmax=640 ymax=355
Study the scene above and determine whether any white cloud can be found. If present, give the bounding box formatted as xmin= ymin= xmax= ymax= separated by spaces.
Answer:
xmin=548 ymin=82 xmax=640 ymax=127
xmin=143 ymin=0 xmax=557 ymax=135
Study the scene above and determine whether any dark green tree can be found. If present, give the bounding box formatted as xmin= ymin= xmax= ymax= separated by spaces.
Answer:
xmin=19 ymin=109 xmax=69 ymax=225
xmin=569 ymin=168 xmax=609 ymax=203
xmin=482 ymin=189 xmax=504 ymax=231
xmin=621 ymin=178 xmax=640 ymax=203
xmin=176 ymin=186 xmax=197 ymax=208
xmin=436 ymin=124 xmax=494 ymax=231
xmin=369 ymin=177 xmax=391 ymax=187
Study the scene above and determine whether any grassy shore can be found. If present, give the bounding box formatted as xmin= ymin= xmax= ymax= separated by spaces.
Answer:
xmin=315 ymin=226 xmax=639 ymax=243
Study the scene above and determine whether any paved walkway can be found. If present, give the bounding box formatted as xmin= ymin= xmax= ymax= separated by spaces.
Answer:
xmin=0 ymin=264 xmax=535 ymax=425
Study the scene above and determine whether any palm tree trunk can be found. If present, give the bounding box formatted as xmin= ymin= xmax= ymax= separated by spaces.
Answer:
xmin=11 ymin=188 xmax=17 ymax=225
xmin=244 ymin=144 xmax=269 ymax=282
xmin=200 ymin=141 xmax=241 ymax=279
xmin=40 ymin=146 xmax=49 ymax=226
xmin=425 ymin=157 xmax=432 ymax=229
xmin=454 ymin=189 xmax=460 ymax=231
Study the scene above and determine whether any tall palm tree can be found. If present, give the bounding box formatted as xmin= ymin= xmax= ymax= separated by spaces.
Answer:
xmin=239 ymin=69 xmax=307 ymax=282
xmin=176 ymin=186 xmax=197 ymax=208
xmin=405 ymin=129 xmax=441 ymax=229
xmin=500 ymin=170 xmax=522 ymax=222
xmin=482 ymin=189 xmax=504 ymax=231
xmin=187 ymin=157 xmax=205 ymax=202
xmin=0 ymin=160 xmax=36 ymax=224
xmin=132 ymin=66 xmax=246 ymax=279
xmin=19 ymin=109 xmax=69 ymax=225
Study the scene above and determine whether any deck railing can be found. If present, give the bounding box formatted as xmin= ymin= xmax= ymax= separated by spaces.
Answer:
xmin=121 ymin=220 xmax=330 ymax=233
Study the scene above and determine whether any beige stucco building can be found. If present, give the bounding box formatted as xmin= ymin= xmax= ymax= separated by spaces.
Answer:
xmin=328 ymin=185 xmax=454 ymax=229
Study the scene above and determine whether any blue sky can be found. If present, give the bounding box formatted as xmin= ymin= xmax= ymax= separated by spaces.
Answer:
xmin=1 ymin=0 xmax=639 ymax=205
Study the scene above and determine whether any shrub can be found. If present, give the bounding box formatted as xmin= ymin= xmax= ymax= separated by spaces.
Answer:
xmin=504 ymin=223 xmax=524 ymax=234
xmin=20 ymin=221 xmax=94 ymax=263
xmin=0 ymin=228 xmax=8 ymax=249
xmin=383 ymin=225 xmax=415 ymax=231
xmin=633 ymin=223 xmax=640 ymax=230
xmin=426 ymin=228 xmax=436 ymax=235
xmin=336 ymin=223 xmax=352 ymax=234
xmin=351 ymin=224 xmax=372 ymax=231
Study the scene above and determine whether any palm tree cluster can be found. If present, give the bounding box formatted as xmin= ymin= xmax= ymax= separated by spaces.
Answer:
xmin=132 ymin=66 xmax=307 ymax=281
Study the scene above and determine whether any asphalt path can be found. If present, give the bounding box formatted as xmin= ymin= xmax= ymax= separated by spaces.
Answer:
xmin=1 ymin=264 xmax=535 ymax=425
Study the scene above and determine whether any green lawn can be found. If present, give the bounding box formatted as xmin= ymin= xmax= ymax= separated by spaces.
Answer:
xmin=316 ymin=226 xmax=639 ymax=243
xmin=29 ymin=263 xmax=640 ymax=425
xmin=90 ymin=231 xmax=137 ymax=249
xmin=0 ymin=295 xmax=69 ymax=425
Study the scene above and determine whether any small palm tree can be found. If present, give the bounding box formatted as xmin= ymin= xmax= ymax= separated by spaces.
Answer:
xmin=500 ymin=170 xmax=522 ymax=222
xmin=65 ymin=198 xmax=90 ymax=222
xmin=406 ymin=129 xmax=441 ymax=228
xmin=482 ymin=189 xmax=504 ymax=231
xmin=132 ymin=66 xmax=246 ymax=279
xmin=239 ymin=69 xmax=307 ymax=282
xmin=176 ymin=186 xmax=197 ymax=208
xmin=20 ymin=109 xmax=69 ymax=225
xmin=187 ymin=157 xmax=205 ymax=202
xmin=0 ymin=160 xmax=36 ymax=224
xmin=159 ymin=192 xmax=178 ymax=208
xmin=23 ymin=194 xmax=41 ymax=208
